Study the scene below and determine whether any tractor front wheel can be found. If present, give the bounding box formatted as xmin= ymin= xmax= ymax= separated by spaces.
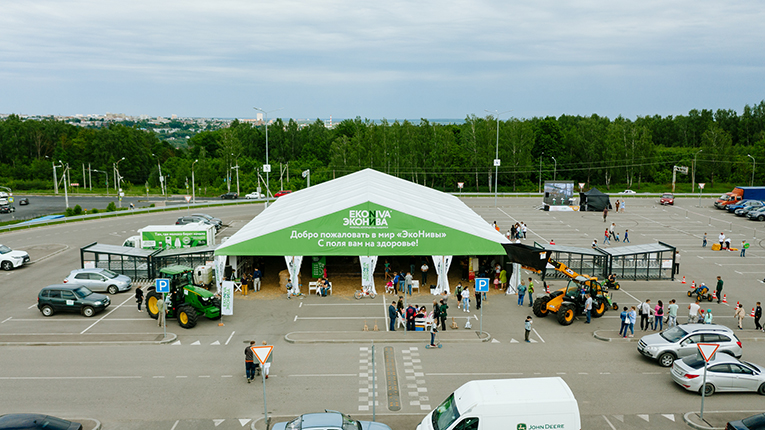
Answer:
xmin=146 ymin=291 xmax=162 ymax=320
xmin=177 ymin=305 xmax=198 ymax=329
xmin=557 ymin=304 xmax=576 ymax=325
xmin=533 ymin=296 xmax=550 ymax=317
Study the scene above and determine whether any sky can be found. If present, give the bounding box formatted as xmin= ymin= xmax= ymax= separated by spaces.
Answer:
xmin=1 ymin=0 xmax=764 ymax=121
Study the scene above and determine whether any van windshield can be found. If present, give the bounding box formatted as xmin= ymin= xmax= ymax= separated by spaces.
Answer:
xmin=432 ymin=393 xmax=460 ymax=430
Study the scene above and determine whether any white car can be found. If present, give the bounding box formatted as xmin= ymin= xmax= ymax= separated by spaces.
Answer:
xmin=0 ymin=244 xmax=30 ymax=271
xmin=671 ymin=353 xmax=765 ymax=396
xmin=620 ymin=189 xmax=636 ymax=194
xmin=245 ymin=192 xmax=264 ymax=199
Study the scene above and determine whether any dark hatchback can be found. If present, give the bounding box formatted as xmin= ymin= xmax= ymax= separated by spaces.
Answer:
xmin=0 ymin=414 xmax=82 ymax=430
xmin=38 ymin=284 xmax=110 ymax=317
xmin=220 ymin=192 xmax=238 ymax=199
xmin=728 ymin=413 xmax=765 ymax=430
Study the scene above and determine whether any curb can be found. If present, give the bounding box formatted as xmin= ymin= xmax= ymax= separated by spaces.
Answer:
xmin=284 ymin=330 xmax=491 ymax=344
xmin=683 ymin=412 xmax=723 ymax=430
xmin=0 ymin=332 xmax=177 ymax=347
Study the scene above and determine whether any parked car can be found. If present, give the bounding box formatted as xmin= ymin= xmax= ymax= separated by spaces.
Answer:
xmin=37 ymin=284 xmax=110 ymax=317
xmin=660 ymin=193 xmax=675 ymax=205
xmin=245 ymin=192 xmax=264 ymax=199
xmin=0 ymin=205 xmax=15 ymax=213
xmin=191 ymin=213 xmax=223 ymax=228
xmin=220 ymin=192 xmax=238 ymax=199
xmin=637 ymin=324 xmax=742 ymax=367
xmin=726 ymin=199 xmax=758 ymax=213
xmin=63 ymin=268 xmax=132 ymax=295
xmin=728 ymin=413 xmax=765 ymax=430
xmin=176 ymin=215 xmax=220 ymax=230
xmin=747 ymin=207 xmax=765 ymax=222
xmin=18 ymin=197 xmax=29 ymax=205
xmin=0 ymin=414 xmax=82 ymax=430
xmin=620 ymin=189 xmax=636 ymax=194
xmin=0 ymin=244 xmax=30 ymax=271
xmin=275 ymin=190 xmax=292 ymax=197
xmin=671 ymin=353 xmax=765 ymax=396
xmin=735 ymin=201 xmax=765 ymax=216
xmin=271 ymin=411 xmax=391 ymax=430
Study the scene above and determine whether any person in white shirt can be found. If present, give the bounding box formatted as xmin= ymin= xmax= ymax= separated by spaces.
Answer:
xmin=461 ymin=286 xmax=470 ymax=312
xmin=640 ymin=299 xmax=652 ymax=330
xmin=688 ymin=299 xmax=701 ymax=323
xmin=718 ymin=232 xmax=725 ymax=248
xmin=521 ymin=223 xmax=528 ymax=239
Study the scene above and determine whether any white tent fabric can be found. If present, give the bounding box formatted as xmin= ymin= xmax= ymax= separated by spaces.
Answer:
xmin=214 ymin=255 xmax=227 ymax=295
xmin=284 ymin=256 xmax=303 ymax=295
xmin=216 ymin=168 xmax=511 ymax=253
xmin=506 ymin=263 xmax=520 ymax=295
xmin=431 ymin=255 xmax=452 ymax=295
xmin=359 ymin=256 xmax=378 ymax=295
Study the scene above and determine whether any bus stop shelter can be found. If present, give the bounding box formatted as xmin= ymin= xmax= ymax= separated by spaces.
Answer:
xmin=532 ymin=243 xmax=609 ymax=280
xmin=601 ymin=242 xmax=676 ymax=281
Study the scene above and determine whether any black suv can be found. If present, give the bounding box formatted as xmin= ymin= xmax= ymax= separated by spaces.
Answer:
xmin=220 ymin=192 xmax=238 ymax=199
xmin=37 ymin=284 xmax=110 ymax=317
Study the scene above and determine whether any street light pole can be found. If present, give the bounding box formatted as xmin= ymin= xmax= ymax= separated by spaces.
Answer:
xmin=231 ymin=153 xmax=240 ymax=196
xmin=538 ymin=152 xmax=544 ymax=193
xmin=152 ymin=153 xmax=165 ymax=197
xmin=92 ymin=169 xmax=107 ymax=196
xmin=60 ymin=161 xmax=70 ymax=208
xmin=551 ymin=156 xmax=557 ymax=182
xmin=114 ymin=157 xmax=125 ymax=208
xmin=692 ymin=149 xmax=703 ymax=193
xmin=254 ymin=107 xmax=284 ymax=201
xmin=46 ymin=157 xmax=59 ymax=194
xmin=485 ymin=109 xmax=512 ymax=207
xmin=192 ymin=159 xmax=198 ymax=204
xmin=748 ymin=154 xmax=756 ymax=187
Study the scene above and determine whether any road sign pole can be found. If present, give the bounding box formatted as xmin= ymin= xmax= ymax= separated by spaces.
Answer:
xmin=372 ymin=343 xmax=376 ymax=421
xmin=262 ymin=365 xmax=267 ymax=423
xmin=700 ymin=361 xmax=707 ymax=420
xmin=162 ymin=292 xmax=166 ymax=339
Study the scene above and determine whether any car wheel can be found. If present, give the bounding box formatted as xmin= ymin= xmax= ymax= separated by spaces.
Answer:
xmin=82 ymin=306 xmax=95 ymax=317
xmin=1 ymin=261 xmax=12 ymax=271
xmin=107 ymin=285 xmax=119 ymax=295
xmin=701 ymin=383 xmax=715 ymax=396
xmin=658 ymin=352 xmax=675 ymax=367
xmin=759 ymin=215 xmax=765 ymax=222
xmin=758 ymin=383 xmax=765 ymax=395
xmin=41 ymin=305 xmax=54 ymax=317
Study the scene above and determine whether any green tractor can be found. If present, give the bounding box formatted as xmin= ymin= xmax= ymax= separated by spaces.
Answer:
xmin=145 ymin=265 xmax=221 ymax=329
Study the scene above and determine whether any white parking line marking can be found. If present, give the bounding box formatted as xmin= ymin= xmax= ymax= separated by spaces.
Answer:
xmin=426 ymin=372 xmax=524 ymax=376
xmin=0 ymin=376 xmax=142 ymax=380
xmin=302 ymin=303 xmax=380 ymax=306
xmin=1 ymin=317 xmax=11 ymax=324
xmin=80 ymin=295 xmax=134 ymax=334
xmin=27 ymin=304 xmax=37 ymax=309
xmin=602 ymin=415 xmax=617 ymax=430
xmin=532 ymin=328 xmax=545 ymax=343
xmin=294 ymin=315 xmax=298 ymax=322
xmin=225 ymin=330 xmax=236 ymax=345
xmin=170 ymin=420 xmax=179 ymax=430
xmin=288 ymin=373 xmax=357 ymax=377
xmin=296 ymin=316 xmax=374 ymax=320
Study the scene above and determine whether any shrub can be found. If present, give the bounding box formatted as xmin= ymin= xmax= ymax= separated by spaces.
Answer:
xmin=91 ymin=208 xmax=99 ymax=214
xmin=149 ymin=203 xmax=155 ymax=208
xmin=73 ymin=205 xmax=82 ymax=215
xmin=65 ymin=207 xmax=75 ymax=217
xmin=106 ymin=202 xmax=117 ymax=212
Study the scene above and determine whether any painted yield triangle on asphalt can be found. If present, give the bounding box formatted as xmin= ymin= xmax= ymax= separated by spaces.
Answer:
xmin=662 ymin=414 xmax=675 ymax=422
xmin=213 ymin=419 xmax=225 ymax=426
xmin=491 ymin=338 xmax=500 ymax=343
xmin=171 ymin=340 xmax=181 ymax=345
xmin=510 ymin=339 xmax=519 ymax=343
xmin=211 ymin=340 xmax=220 ymax=345
xmin=239 ymin=419 xmax=251 ymax=426
xmin=638 ymin=414 xmax=649 ymax=422
xmin=191 ymin=340 xmax=201 ymax=345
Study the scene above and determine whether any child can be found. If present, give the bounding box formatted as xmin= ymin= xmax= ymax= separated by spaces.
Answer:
xmin=702 ymin=233 xmax=707 ymax=247
xmin=624 ymin=229 xmax=630 ymax=243
xmin=524 ymin=316 xmax=533 ymax=342
xmin=429 ymin=323 xmax=438 ymax=347
xmin=614 ymin=232 xmax=620 ymax=242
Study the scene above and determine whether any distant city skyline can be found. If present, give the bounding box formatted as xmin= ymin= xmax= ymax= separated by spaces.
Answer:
xmin=2 ymin=1 xmax=763 ymax=121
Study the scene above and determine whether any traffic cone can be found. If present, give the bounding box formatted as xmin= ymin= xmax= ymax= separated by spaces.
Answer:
xmin=722 ymin=294 xmax=728 ymax=304
xmin=545 ymin=283 xmax=550 ymax=293
xmin=712 ymin=290 xmax=717 ymax=300
xmin=682 ymin=276 xmax=686 ymax=284
xmin=736 ymin=301 xmax=740 ymax=308
xmin=751 ymin=308 xmax=756 ymax=317
xmin=691 ymin=281 xmax=696 ymax=288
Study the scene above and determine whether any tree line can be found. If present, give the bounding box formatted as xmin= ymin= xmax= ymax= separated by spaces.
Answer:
xmin=1 ymin=101 xmax=764 ymax=195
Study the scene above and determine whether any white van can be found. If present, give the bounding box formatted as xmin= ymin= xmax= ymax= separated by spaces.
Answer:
xmin=417 ymin=377 xmax=580 ymax=430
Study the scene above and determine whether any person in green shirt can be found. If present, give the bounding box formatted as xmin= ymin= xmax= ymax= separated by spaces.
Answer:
xmin=439 ymin=299 xmax=448 ymax=331
xmin=527 ymin=278 xmax=534 ymax=307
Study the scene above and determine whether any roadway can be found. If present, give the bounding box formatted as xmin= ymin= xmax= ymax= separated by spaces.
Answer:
xmin=1 ymin=196 xmax=764 ymax=429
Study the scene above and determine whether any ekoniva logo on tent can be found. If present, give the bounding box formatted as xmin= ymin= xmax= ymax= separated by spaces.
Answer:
xmin=343 ymin=209 xmax=391 ymax=227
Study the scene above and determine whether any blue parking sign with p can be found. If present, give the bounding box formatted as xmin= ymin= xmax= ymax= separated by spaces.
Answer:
xmin=156 ymin=278 xmax=170 ymax=293
xmin=475 ymin=277 xmax=490 ymax=292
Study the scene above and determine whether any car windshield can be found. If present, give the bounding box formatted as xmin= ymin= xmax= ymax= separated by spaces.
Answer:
xmin=101 ymin=269 xmax=119 ymax=279
xmin=73 ymin=286 xmax=94 ymax=298
xmin=284 ymin=418 xmax=300 ymax=430
xmin=193 ymin=214 xmax=212 ymax=220
xmin=432 ymin=393 xmax=460 ymax=430
xmin=662 ymin=194 xmax=673 ymax=198
xmin=0 ymin=245 xmax=11 ymax=254
xmin=341 ymin=415 xmax=361 ymax=430
xmin=660 ymin=326 xmax=688 ymax=343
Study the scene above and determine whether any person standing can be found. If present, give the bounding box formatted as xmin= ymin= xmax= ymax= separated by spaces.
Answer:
xmin=620 ymin=199 xmax=626 ymax=212
xmin=741 ymin=240 xmax=749 ymax=257
xmin=627 ymin=306 xmax=637 ymax=337
xmin=604 ymin=229 xmax=611 ymax=244
xmin=609 ymin=223 xmax=616 ymax=239
xmin=252 ymin=268 xmax=262 ymax=292
xmin=718 ymin=232 xmax=726 ymax=248
xmin=688 ymin=298 xmax=701 ymax=323
xmin=619 ymin=307 xmax=629 ymax=337
xmin=505 ymin=230 xmax=512 ymax=241
xmin=603 ymin=206 xmax=608 ymax=222
xmin=615 ymin=200 xmax=620 ymax=212
xmin=527 ymin=278 xmax=534 ymax=307
xmin=157 ymin=294 xmax=166 ymax=327
xmin=521 ymin=222 xmax=527 ymax=239
xmin=439 ymin=299 xmax=448 ymax=331
xmin=499 ymin=267 xmax=507 ymax=290
xmin=654 ymin=300 xmax=664 ymax=331
xmin=623 ymin=229 xmax=630 ymax=243
xmin=667 ymin=299 xmax=678 ymax=327
xmin=420 ymin=262 xmax=429 ymax=287
xmin=517 ymin=281 xmax=527 ymax=306
xmin=524 ymin=316 xmax=533 ymax=342
xmin=261 ymin=340 xmax=272 ymax=379
xmin=584 ymin=294 xmax=593 ymax=324
xmin=405 ymin=271 xmax=413 ymax=296
xmin=461 ymin=285 xmax=470 ymax=312
xmin=392 ymin=272 xmax=400 ymax=295
xmin=702 ymin=233 xmax=707 ymax=247
xmin=244 ymin=340 xmax=258 ymax=383
xmin=640 ymin=299 xmax=652 ymax=331
xmin=716 ymin=276 xmax=724 ymax=303
xmin=474 ymin=287 xmax=482 ymax=310
xmin=388 ymin=301 xmax=397 ymax=331
xmin=704 ymin=309 xmax=714 ymax=324
xmin=734 ymin=304 xmax=746 ymax=330
xmin=673 ymin=251 xmax=680 ymax=276
xmin=135 ymin=286 xmax=144 ymax=312
xmin=429 ymin=322 xmax=438 ymax=347
xmin=755 ymin=302 xmax=763 ymax=332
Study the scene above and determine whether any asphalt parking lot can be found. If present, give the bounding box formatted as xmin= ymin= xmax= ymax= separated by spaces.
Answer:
xmin=1 ymin=196 xmax=764 ymax=429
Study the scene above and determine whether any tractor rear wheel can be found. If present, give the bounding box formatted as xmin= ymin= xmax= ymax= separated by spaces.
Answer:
xmin=557 ymin=303 xmax=576 ymax=325
xmin=177 ymin=305 xmax=198 ymax=329
xmin=533 ymin=297 xmax=550 ymax=317
xmin=592 ymin=298 xmax=607 ymax=318
xmin=146 ymin=291 xmax=161 ymax=320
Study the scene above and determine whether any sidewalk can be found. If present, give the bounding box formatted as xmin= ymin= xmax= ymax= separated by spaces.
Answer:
xmin=0 ymin=332 xmax=177 ymax=346
xmin=285 ymin=329 xmax=491 ymax=344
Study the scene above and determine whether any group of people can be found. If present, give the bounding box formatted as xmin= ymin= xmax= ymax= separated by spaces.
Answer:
xmin=515 ymin=277 xmax=535 ymax=307
xmin=387 ymin=271 xmax=415 ymax=295
xmin=601 ymin=223 xmax=630 ymax=245
xmin=706 ymin=232 xmax=750 ymax=256
xmin=244 ymin=340 xmax=273 ymax=383
xmin=504 ymin=222 xmax=528 ymax=242
xmin=602 ymin=200 xmax=626 ymax=222
xmin=619 ymin=299 xmax=679 ymax=338
xmin=389 ymin=297 xmax=448 ymax=332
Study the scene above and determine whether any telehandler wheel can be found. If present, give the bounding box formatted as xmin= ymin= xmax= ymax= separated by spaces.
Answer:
xmin=592 ymin=298 xmax=606 ymax=318
xmin=532 ymin=296 xmax=550 ymax=317
xmin=177 ymin=305 xmax=199 ymax=329
xmin=557 ymin=303 xmax=576 ymax=325
xmin=146 ymin=291 xmax=162 ymax=319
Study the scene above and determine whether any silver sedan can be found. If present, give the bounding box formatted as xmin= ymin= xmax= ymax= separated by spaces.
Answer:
xmin=671 ymin=353 xmax=765 ymax=396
